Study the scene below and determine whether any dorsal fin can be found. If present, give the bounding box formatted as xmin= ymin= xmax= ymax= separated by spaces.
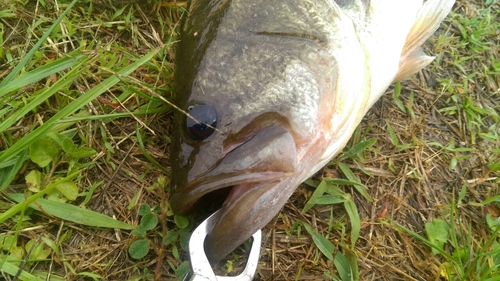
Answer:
xmin=394 ymin=0 xmax=455 ymax=81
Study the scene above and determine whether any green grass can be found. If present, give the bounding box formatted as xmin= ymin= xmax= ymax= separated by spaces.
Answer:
xmin=1 ymin=0 xmax=177 ymax=279
xmin=396 ymin=184 xmax=500 ymax=280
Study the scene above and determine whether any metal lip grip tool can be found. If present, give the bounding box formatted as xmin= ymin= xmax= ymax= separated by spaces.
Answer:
xmin=183 ymin=210 xmax=262 ymax=281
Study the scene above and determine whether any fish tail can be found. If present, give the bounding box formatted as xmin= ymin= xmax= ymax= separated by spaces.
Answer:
xmin=394 ymin=0 xmax=455 ymax=82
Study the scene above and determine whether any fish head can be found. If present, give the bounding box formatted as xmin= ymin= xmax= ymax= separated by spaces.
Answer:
xmin=169 ymin=0 xmax=353 ymax=263
xmin=169 ymin=0 xmax=455 ymax=263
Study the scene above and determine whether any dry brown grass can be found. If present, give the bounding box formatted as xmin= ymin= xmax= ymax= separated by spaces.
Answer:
xmin=1 ymin=0 xmax=499 ymax=280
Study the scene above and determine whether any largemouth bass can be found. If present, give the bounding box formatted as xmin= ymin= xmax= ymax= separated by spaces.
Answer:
xmin=170 ymin=0 xmax=455 ymax=263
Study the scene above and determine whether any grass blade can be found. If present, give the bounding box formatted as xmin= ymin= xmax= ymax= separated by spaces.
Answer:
xmin=302 ymin=180 xmax=328 ymax=213
xmin=307 ymin=195 xmax=345 ymax=205
xmin=340 ymin=138 xmax=377 ymax=161
xmin=0 ymin=150 xmax=28 ymax=190
xmin=303 ymin=222 xmax=335 ymax=261
xmin=8 ymin=193 xmax=133 ymax=230
xmin=344 ymin=200 xmax=360 ymax=246
xmin=338 ymin=162 xmax=372 ymax=202
xmin=334 ymin=251 xmax=354 ymax=281
xmin=0 ymin=259 xmax=57 ymax=281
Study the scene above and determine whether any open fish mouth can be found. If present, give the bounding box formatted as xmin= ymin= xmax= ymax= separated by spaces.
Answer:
xmin=170 ymin=125 xmax=298 ymax=212
xmin=169 ymin=125 xmax=303 ymax=261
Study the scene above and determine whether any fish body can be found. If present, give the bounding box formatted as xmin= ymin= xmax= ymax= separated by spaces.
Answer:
xmin=170 ymin=0 xmax=455 ymax=262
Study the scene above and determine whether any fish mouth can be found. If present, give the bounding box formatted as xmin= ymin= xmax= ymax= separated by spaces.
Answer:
xmin=170 ymin=125 xmax=301 ymax=262
xmin=170 ymin=125 xmax=298 ymax=213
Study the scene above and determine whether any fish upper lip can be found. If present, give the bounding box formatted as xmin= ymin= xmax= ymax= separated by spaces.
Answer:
xmin=187 ymin=171 xmax=292 ymax=194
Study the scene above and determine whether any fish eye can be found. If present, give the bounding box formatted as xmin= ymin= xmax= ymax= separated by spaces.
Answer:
xmin=185 ymin=104 xmax=218 ymax=140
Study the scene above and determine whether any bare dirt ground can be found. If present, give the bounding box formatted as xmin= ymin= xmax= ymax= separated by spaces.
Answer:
xmin=1 ymin=0 xmax=499 ymax=280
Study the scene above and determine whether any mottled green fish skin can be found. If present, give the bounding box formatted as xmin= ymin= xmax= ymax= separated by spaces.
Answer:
xmin=170 ymin=0 xmax=455 ymax=263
